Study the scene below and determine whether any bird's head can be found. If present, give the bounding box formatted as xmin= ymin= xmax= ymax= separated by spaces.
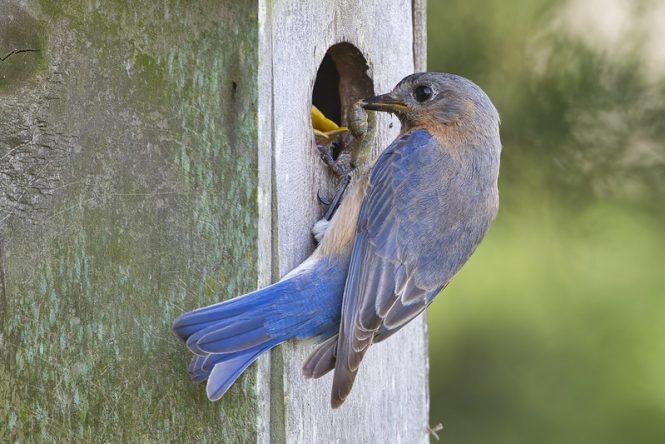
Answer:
xmin=360 ymin=72 xmax=499 ymax=134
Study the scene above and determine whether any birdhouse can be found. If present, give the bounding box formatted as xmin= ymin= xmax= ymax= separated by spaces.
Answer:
xmin=0 ymin=0 xmax=428 ymax=441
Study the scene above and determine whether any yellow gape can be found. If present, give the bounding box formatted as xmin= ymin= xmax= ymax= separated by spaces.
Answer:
xmin=311 ymin=105 xmax=348 ymax=144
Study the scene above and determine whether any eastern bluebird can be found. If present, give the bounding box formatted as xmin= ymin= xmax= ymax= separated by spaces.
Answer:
xmin=173 ymin=72 xmax=501 ymax=408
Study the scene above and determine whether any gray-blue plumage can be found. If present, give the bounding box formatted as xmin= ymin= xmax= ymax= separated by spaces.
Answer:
xmin=328 ymin=73 xmax=501 ymax=406
xmin=174 ymin=255 xmax=349 ymax=400
xmin=173 ymin=72 xmax=501 ymax=408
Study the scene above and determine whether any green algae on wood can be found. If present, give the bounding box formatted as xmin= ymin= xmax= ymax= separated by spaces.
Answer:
xmin=0 ymin=4 xmax=47 ymax=91
xmin=0 ymin=0 xmax=260 ymax=441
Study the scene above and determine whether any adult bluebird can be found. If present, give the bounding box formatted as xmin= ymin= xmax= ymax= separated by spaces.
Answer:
xmin=173 ymin=72 xmax=502 ymax=408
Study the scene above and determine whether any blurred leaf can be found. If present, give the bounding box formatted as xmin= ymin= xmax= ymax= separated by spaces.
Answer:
xmin=427 ymin=0 xmax=665 ymax=442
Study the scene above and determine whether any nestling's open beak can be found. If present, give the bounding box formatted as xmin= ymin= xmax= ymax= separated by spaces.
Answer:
xmin=359 ymin=93 xmax=408 ymax=113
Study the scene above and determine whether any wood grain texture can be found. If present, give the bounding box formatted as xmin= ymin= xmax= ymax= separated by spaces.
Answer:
xmin=1 ymin=1 xmax=261 ymax=441
xmin=259 ymin=0 xmax=429 ymax=442
xmin=1 ymin=0 xmax=428 ymax=441
xmin=413 ymin=0 xmax=428 ymax=72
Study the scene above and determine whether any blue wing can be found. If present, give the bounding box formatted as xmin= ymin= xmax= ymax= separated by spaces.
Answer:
xmin=330 ymin=128 xmax=496 ymax=406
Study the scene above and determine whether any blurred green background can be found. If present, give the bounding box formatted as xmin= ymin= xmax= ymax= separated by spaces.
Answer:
xmin=426 ymin=0 xmax=665 ymax=442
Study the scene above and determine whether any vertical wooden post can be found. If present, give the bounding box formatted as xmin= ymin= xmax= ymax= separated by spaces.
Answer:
xmin=259 ymin=1 xmax=429 ymax=442
xmin=1 ymin=1 xmax=262 ymax=442
xmin=1 ymin=0 xmax=427 ymax=441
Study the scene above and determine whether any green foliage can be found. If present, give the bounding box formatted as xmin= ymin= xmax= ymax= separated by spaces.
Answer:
xmin=429 ymin=0 xmax=665 ymax=210
xmin=429 ymin=201 xmax=665 ymax=443
xmin=428 ymin=0 xmax=665 ymax=441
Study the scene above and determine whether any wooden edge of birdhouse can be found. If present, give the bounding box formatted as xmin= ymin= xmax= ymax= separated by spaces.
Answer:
xmin=256 ymin=0 xmax=430 ymax=442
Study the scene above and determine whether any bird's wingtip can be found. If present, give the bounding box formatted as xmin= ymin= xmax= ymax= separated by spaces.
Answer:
xmin=330 ymin=394 xmax=345 ymax=409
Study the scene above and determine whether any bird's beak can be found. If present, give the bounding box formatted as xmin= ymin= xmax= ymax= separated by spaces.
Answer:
xmin=359 ymin=93 xmax=408 ymax=113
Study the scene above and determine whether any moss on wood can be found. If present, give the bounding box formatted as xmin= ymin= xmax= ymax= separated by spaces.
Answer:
xmin=0 ymin=1 xmax=260 ymax=441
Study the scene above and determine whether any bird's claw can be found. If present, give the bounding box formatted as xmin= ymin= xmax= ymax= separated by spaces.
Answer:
xmin=317 ymin=190 xmax=331 ymax=207
xmin=316 ymin=141 xmax=349 ymax=178
xmin=323 ymin=174 xmax=351 ymax=221
xmin=312 ymin=101 xmax=376 ymax=221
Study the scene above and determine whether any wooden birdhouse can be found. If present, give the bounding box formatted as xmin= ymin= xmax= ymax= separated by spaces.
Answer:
xmin=0 ymin=0 xmax=428 ymax=441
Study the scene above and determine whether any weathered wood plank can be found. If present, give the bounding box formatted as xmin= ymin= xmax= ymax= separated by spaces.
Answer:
xmin=261 ymin=0 xmax=429 ymax=442
xmin=413 ymin=0 xmax=428 ymax=72
xmin=2 ymin=0 xmax=429 ymax=441
xmin=1 ymin=1 xmax=262 ymax=441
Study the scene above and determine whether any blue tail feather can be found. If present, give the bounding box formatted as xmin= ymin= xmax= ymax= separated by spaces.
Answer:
xmin=173 ymin=286 xmax=279 ymax=340
xmin=188 ymin=354 xmax=211 ymax=382
xmin=173 ymin=256 xmax=349 ymax=401
xmin=188 ymin=348 xmax=269 ymax=384
xmin=192 ymin=317 xmax=272 ymax=354
xmin=206 ymin=345 xmax=275 ymax=401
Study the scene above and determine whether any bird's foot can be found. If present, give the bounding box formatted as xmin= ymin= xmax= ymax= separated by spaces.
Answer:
xmin=312 ymin=172 xmax=350 ymax=244
xmin=316 ymin=140 xmax=349 ymax=178
xmin=311 ymin=102 xmax=375 ymax=227
xmin=315 ymin=169 xmax=351 ymax=217
xmin=322 ymin=173 xmax=351 ymax=221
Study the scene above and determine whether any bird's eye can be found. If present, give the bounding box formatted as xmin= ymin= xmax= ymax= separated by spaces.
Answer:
xmin=413 ymin=85 xmax=433 ymax=102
